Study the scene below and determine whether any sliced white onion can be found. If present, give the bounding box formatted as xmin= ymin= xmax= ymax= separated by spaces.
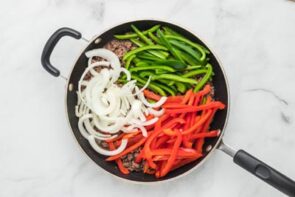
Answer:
xmin=78 ymin=114 xmax=91 ymax=139
xmin=88 ymin=135 xmax=128 ymax=156
xmin=142 ymin=117 xmax=159 ymax=126
xmin=138 ymin=111 xmax=146 ymax=122
xmin=90 ymin=60 xmax=110 ymax=68
xmin=85 ymin=49 xmax=121 ymax=81
xmin=75 ymin=48 xmax=168 ymax=156
xmin=79 ymin=114 xmax=117 ymax=140
xmin=137 ymin=125 xmax=148 ymax=137
xmin=89 ymin=61 xmax=110 ymax=76
xmin=133 ymin=76 xmax=151 ymax=96
xmin=121 ymin=125 xmax=137 ymax=133
xmin=136 ymin=87 xmax=167 ymax=108
xmin=148 ymin=108 xmax=165 ymax=117
xmin=120 ymin=67 xmax=131 ymax=81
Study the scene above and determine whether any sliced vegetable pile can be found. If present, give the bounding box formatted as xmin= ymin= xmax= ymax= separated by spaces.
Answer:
xmin=75 ymin=24 xmax=225 ymax=178
xmin=76 ymin=48 xmax=166 ymax=155
xmin=106 ymin=86 xmax=224 ymax=177
xmin=116 ymin=25 xmax=212 ymax=95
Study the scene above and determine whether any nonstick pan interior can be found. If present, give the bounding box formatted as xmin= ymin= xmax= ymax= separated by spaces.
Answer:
xmin=66 ymin=20 xmax=229 ymax=182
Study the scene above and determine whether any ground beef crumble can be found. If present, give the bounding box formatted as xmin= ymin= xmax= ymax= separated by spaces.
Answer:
xmin=121 ymin=148 xmax=144 ymax=172
xmin=104 ymin=39 xmax=134 ymax=59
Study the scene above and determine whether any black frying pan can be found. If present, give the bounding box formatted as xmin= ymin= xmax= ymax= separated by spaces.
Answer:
xmin=41 ymin=20 xmax=295 ymax=196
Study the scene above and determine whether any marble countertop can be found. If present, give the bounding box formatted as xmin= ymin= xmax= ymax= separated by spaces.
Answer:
xmin=1 ymin=0 xmax=295 ymax=196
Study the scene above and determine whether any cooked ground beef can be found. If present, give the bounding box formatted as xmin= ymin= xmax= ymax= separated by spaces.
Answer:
xmin=104 ymin=40 xmax=134 ymax=59
xmin=121 ymin=148 xmax=144 ymax=172
xmin=97 ymin=140 xmax=109 ymax=149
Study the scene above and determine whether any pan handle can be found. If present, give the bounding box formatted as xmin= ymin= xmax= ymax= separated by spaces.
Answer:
xmin=219 ymin=141 xmax=295 ymax=196
xmin=41 ymin=27 xmax=81 ymax=77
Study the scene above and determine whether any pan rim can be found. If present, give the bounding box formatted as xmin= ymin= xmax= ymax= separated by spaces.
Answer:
xmin=64 ymin=18 xmax=231 ymax=184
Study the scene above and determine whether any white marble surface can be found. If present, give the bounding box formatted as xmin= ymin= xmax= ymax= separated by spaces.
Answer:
xmin=0 ymin=0 xmax=295 ymax=196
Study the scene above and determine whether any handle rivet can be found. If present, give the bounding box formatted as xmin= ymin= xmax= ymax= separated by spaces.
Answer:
xmin=95 ymin=38 xmax=101 ymax=44
xmin=68 ymin=83 xmax=74 ymax=91
xmin=206 ymin=145 xmax=212 ymax=152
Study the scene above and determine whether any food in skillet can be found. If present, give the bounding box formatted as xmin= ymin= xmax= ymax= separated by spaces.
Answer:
xmin=75 ymin=25 xmax=225 ymax=177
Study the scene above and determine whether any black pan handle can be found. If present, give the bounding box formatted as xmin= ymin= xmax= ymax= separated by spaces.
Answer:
xmin=234 ymin=150 xmax=295 ymax=196
xmin=41 ymin=27 xmax=81 ymax=77
xmin=219 ymin=142 xmax=295 ymax=196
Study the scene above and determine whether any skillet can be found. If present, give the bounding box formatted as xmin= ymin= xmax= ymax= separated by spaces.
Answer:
xmin=41 ymin=20 xmax=295 ymax=196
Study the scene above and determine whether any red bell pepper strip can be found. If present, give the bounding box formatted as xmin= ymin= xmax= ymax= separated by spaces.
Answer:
xmin=106 ymin=133 xmax=125 ymax=143
xmin=181 ymin=89 xmax=193 ymax=104
xmin=195 ymin=108 xmax=217 ymax=152
xmin=162 ymin=118 xmax=185 ymax=129
xmin=106 ymin=137 xmax=147 ymax=161
xmin=122 ymin=130 xmax=140 ymax=140
xmin=142 ymin=115 xmax=167 ymax=169
xmin=171 ymin=156 xmax=202 ymax=171
xmin=152 ymin=152 xmax=202 ymax=161
xmin=163 ymin=111 xmax=211 ymax=136
xmin=159 ymin=130 xmax=182 ymax=177
xmin=162 ymin=103 xmax=191 ymax=108
xmin=166 ymin=101 xmax=225 ymax=114
xmin=135 ymin=150 xmax=144 ymax=163
xmin=108 ymin=142 xmax=129 ymax=174
xmin=126 ymin=133 xmax=145 ymax=147
xmin=191 ymin=130 xmax=220 ymax=139
xmin=143 ymin=89 xmax=161 ymax=101
xmin=151 ymin=148 xmax=202 ymax=157
xmin=166 ymin=96 xmax=183 ymax=103
xmin=154 ymin=135 xmax=170 ymax=148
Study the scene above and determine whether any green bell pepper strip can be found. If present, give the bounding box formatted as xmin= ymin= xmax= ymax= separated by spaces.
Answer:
xmin=140 ymin=50 xmax=170 ymax=60
xmin=148 ymin=32 xmax=162 ymax=44
xmin=193 ymin=64 xmax=213 ymax=92
xmin=137 ymin=52 xmax=163 ymax=61
xmin=156 ymin=83 xmax=176 ymax=96
xmin=157 ymin=79 xmax=174 ymax=86
xmin=135 ymin=62 xmax=149 ymax=67
xmin=131 ymin=25 xmax=153 ymax=45
xmin=163 ymin=28 xmax=210 ymax=54
xmin=155 ymin=59 xmax=187 ymax=70
xmin=139 ymin=71 xmax=155 ymax=78
xmin=182 ymin=69 xmax=207 ymax=78
xmin=186 ymin=65 xmax=202 ymax=70
xmin=157 ymin=29 xmax=184 ymax=63
xmin=130 ymin=38 xmax=145 ymax=47
xmin=133 ymin=58 xmax=141 ymax=64
xmin=178 ymin=49 xmax=201 ymax=66
xmin=130 ymin=39 xmax=167 ymax=59
xmin=114 ymin=25 xmax=160 ymax=39
xmin=125 ymin=54 xmax=136 ymax=70
xmin=169 ymin=40 xmax=202 ymax=61
xmin=131 ymin=75 xmax=166 ymax=96
xmin=163 ymin=26 xmax=185 ymax=38
xmin=152 ymin=74 xmax=198 ymax=84
xmin=134 ymin=58 xmax=154 ymax=65
xmin=129 ymin=65 xmax=175 ymax=72
xmin=137 ymin=52 xmax=178 ymax=65
xmin=165 ymin=35 xmax=207 ymax=61
xmin=155 ymin=69 xmax=168 ymax=74
xmin=123 ymin=45 xmax=168 ymax=61
xmin=169 ymin=84 xmax=177 ymax=92
xmin=175 ymin=82 xmax=186 ymax=93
